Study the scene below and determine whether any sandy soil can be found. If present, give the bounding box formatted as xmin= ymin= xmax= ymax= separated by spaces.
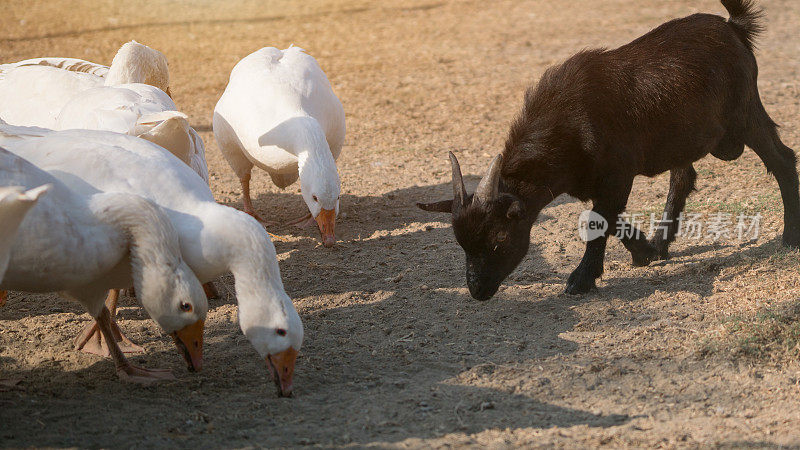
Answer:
xmin=2 ymin=0 xmax=800 ymax=447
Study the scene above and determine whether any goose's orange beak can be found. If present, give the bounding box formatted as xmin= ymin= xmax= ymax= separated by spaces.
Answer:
xmin=315 ymin=208 xmax=336 ymax=248
xmin=171 ymin=319 xmax=204 ymax=372
xmin=266 ymin=347 xmax=298 ymax=397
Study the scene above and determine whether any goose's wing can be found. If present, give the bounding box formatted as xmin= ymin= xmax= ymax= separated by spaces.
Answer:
xmin=0 ymin=125 xmax=215 ymax=208
xmin=56 ymin=84 xmax=175 ymax=134
xmin=0 ymin=57 xmax=108 ymax=80
xmin=0 ymin=65 xmax=102 ymax=128
xmin=277 ymin=47 xmax=346 ymax=160
xmin=0 ymin=145 xmax=130 ymax=294
xmin=214 ymin=47 xmax=329 ymax=174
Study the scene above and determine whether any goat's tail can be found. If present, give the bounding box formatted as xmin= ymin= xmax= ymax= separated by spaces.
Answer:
xmin=721 ymin=0 xmax=764 ymax=51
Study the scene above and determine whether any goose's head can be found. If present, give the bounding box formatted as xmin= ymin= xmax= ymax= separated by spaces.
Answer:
xmin=136 ymin=256 xmax=208 ymax=372
xmin=240 ymin=295 xmax=304 ymax=397
xmin=106 ymin=41 xmax=171 ymax=96
xmin=299 ymin=164 xmax=340 ymax=248
xmin=0 ymin=185 xmax=50 ymax=280
xmin=116 ymin=193 xmax=207 ymax=372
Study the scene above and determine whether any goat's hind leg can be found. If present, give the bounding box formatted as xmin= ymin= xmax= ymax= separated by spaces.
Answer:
xmin=649 ymin=165 xmax=697 ymax=259
xmin=746 ymin=109 xmax=800 ymax=247
xmin=617 ymin=217 xmax=658 ymax=267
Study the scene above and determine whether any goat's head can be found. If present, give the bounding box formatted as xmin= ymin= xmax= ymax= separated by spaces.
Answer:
xmin=417 ymin=152 xmax=530 ymax=300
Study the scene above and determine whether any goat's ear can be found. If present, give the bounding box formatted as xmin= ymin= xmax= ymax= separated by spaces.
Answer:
xmin=417 ymin=199 xmax=453 ymax=213
xmin=506 ymin=200 xmax=524 ymax=220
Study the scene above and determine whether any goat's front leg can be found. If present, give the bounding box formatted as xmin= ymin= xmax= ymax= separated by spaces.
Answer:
xmin=566 ymin=178 xmax=636 ymax=294
xmin=650 ymin=165 xmax=697 ymax=259
xmin=566 ymin=227 xmax=610 ymax=294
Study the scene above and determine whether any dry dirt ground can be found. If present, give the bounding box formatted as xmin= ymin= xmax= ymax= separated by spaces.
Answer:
xmin=2 ymin=0 xmax=800 ymax=447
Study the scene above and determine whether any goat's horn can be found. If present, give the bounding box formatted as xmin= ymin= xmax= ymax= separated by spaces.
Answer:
xmin=449 ymin=151 xmax=467 ymax=209
xmin=474 ymin=154 xmax=503 ymax=205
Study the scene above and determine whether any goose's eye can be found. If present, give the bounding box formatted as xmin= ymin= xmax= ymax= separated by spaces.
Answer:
xmin=312 ymin=195 xmax=318 ymax=202
xmin=179 ymin=302 xmax=192 ymax=312
xmin=276 ymin=328 xmax=287 ymax=336
xmin=496 ymin=231 xmax=508 ymax=243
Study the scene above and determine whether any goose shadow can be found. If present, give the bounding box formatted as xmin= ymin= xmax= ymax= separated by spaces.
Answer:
xmin=0 ymin=284 xmax=630 ymax=447
xmin=226 ymin=177 xmax=571 ymax=242
xmin=215 ymin=178 xmax=568 ymax=301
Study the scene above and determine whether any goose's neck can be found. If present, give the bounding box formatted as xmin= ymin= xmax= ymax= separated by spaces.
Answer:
xmin=104 ymin=59 xmax=167 ymax=92
xmin=284 ymin=118 xmax=336 ymax=179
xmin=104 ymin=63 xmax=133 ymax=87
xmin=204 ymin=207 xmax=291 ymax=333
xmin=90 ymin=192 xmax=182 ymax=294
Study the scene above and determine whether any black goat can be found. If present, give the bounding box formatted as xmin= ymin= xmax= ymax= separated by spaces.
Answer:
xmin=418 ymin=0 xmax=799 ymax=300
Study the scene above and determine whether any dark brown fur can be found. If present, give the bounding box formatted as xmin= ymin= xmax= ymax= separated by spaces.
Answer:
xmin=419 ymin=0 xmax=799 ymax=298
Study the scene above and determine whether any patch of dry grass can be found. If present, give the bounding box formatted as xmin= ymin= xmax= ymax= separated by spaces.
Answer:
xmin=702 ymin=249 xmax=800 ymax=362
xmin=716 ymin=304 xmax=800 ymax=361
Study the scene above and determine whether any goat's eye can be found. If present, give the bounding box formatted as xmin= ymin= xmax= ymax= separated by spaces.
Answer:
xmin=180 ymin=302 xmax=192 ymax=312
xmin=312 ymin=195 xmax=318 ymax=202
xmin=496 ymin=231 xmax=508 ymax=242
xmin=276 ymin=328 xmax=287 ymax=336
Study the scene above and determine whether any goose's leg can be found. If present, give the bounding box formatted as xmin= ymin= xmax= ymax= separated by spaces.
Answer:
xmin=241 ymin=173 xmax=277 ymax=226
xmin=74 ymin=290 xmax=144 ymax=356
xmin=94 ymin=306 xmax=174 ymax=384
xmin=202 ymin=282 xmax=219 ymax=300
xmin=0 ymin=291 xmax=7 ymax=307
xmin=284 ymin=213 xmax=314 ymax=228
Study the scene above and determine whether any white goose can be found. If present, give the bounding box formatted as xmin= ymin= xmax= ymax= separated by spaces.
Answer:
xmin=55 ymin=84 xmax=214 ymax=318
xmin=0 ymin=185 xmax=49 ymax=307
xmin=0 ymin=40 xmax=170 ymax=129
xmin=1 ymin=125 xmax=303 ymax=397
xmin=0 ymin=146 xmax=207 ymax=383
xmin=213 ymin=46 xmax=345 ymax=248
xmin=56 ymin=83 xmax=209 ymax=183
xmin=0 ymin=42 xmax=208 ymax=183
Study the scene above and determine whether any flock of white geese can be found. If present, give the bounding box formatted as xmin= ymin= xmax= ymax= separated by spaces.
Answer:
xmin=0 ymin=41 xmax=347 ymax=396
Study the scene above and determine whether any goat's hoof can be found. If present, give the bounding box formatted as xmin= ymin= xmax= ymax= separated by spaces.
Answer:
xmin=647 ymin=239 xmax=672 ymax=261
xmin=631 ymin=246 xmax=659 ymax=267
xmin=781 ymin=231 xmax=800 ymax=249
xmin=565 ymin=269 xmax=596 ymax=294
